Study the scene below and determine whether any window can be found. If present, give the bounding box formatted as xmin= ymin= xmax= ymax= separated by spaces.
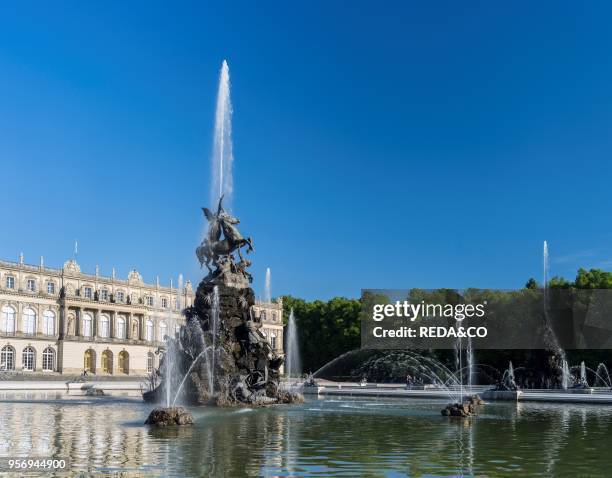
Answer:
xmin=84 ymin=349 xmax=95 ymax=373
xmin=26 ymin=279 xmax=36 ymax=292
xmin=84 ymin=287 xmax=93 ymax=299
xmin=22 ymin=346 xmax=35 ymax=371
xmin=116 ymin=316 xmax=126 ymax=339
xmin=146 ymin=296 xmax=154 ymax=307
xmin=43 ymin=310 xmax=55 ymax=335
xmin=99 ymin=289 xmax=109 ymax=301
xmin=147 ymin=352 xmax=154 ymax=373
xmin=99 ymin=315 xmax=110 ymax=338
xmin=5 ymin=276 xmax=14 ymax=289
xmin=1 ymin=345 xmax=15 ymax=370
xmin=102 ymin=350 xmax=113 ymax=374
xmin=270 ymin=332 xmax=277 ymax=350
xmin=272 ymin=312 xmax=277 ymax=322
xmin=161 ymin=298 xmax=168 ymax=308
xmin=82 ymin=313 xmax=93 ymax=337
xmin=146 ymin=320 xmax=154 ymax=341
xmin=23 ymin=308 xmax=36 ymax=335
xmin=118 ymin=351 xmax=129 ymax=374
xmin=175 ymin=324 xmax=181 ymax=337
xmin=1 ymin=306 xmax=15 ymax=334
xmin=116 ymin=291 xmax=125 ymax=302
xmin=260 ymin=310 xmax=267 ymax=321
xmin=46 ymin=282 xmax=55 ymax=294
xmin=159 ymin=321 xmax=167 ymax=341
xmin=42 ymin=347 xmax=55 ymax=371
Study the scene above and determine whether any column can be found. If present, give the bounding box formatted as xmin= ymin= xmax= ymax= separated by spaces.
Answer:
xmin=126 ymin=313 xmax=132 ymax=340
xmin=75 ymin=307 xmax=81 ymax=336
xmin=110 ymin=311 xmax=115 ymax=339
xmin=93 ymin=310 xmax=99 ymax=338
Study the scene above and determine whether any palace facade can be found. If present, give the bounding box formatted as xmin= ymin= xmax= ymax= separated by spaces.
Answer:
xmin=0 ymin=255 xmax=285 ymax=377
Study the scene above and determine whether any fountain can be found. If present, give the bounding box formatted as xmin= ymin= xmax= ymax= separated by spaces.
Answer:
xmin=210 ymin=60 xmax=234 ymax=211
xmin=285 ymin=308 xmax=301 ymax=380
xmin=264 ymin=267 xmax=271 ymax=303
xmin=595 ymin=363 xmax=612 ymax=388
xmin=561 ymin=359 xmax=571 ymax=389
xmin=144 ymin=61 xmax=301 ymax=425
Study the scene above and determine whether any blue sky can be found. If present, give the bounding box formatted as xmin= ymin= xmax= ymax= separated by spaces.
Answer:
xmin=1 ymin=2 xmax=611 ymax=300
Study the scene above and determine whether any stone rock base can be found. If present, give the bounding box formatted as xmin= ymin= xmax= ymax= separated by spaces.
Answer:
xmin=441 ymin=395 xmax=484 ymax=417
xmin=145 ymin=407 xmax=194 ymax=426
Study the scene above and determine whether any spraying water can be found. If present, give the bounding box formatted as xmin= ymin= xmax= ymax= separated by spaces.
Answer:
xmin=594 ymin=363 xmax=612 ymax=388
xmin=210 ymin=60 xmax=234 ymax=210
xmin=164 ymin=279 xmax=175 ymax=407
xmin=543 ymin=240 xmax=567 ymax=364
xmin=467 ymin=335 xmax=475 ymax=389
xmin=580 ymin=361 xmax=587 ymax=386
xmin=209 ymin=286 xmax=220 ymax=395
xmin=285 ymin=308 xmax=300 ymax=378
xmin=264 ymin=267 xmax=271 ymax=303
xmin=561 ymin=359 xmax=570 ymax=389
xmin=543 ymin=240 xmax=549 ymax=290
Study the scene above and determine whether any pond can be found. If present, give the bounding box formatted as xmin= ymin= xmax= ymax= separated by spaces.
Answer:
xmin=0 ymin=393 xmax=611 ymax=476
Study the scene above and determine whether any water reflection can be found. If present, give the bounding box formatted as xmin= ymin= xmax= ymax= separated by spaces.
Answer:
xmin=0 ymin=395 xmax=611 ymax=476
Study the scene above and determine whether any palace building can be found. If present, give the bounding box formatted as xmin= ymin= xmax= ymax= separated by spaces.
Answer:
xmin=0 ymin=255 xmax=285 ymax=376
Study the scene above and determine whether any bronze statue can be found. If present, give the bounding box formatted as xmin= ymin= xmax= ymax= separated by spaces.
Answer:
xmin=196 ymin=195 xmax=254 ymax=276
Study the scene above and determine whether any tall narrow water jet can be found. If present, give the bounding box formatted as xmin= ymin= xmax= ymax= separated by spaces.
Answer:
xmin=210 ymin=60 xmax=234 ymax=210
xmin=164 ymin=279 xmax=176 ymax=408
xmin=285 ymin=308 xmax=300 ymax=378
xmin=264 ymin=267 xmax=271 ymax=303
xmin=561 ymin=359 xmax=570 ymax=389
xmin=177 ymin=274 xmax=184 ymax=313
xmin=467 ymin=336 xmax=474 ymax=389
xmin=543 ymin=240 xmax=549 ymax=289
xmin=543 ymin=240 xmax=566 ymax=363
xmin=209 ymin=285 xmax=220 ymax=395
xmin=580 ymin=361 xmax=587 ymax=386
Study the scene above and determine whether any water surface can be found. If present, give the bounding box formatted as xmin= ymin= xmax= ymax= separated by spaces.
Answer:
xmin=0 ymin=393 xmax=611 ymax=477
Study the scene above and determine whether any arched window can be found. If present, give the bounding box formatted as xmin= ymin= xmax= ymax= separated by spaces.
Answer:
xmin=42 ymin=347 xmax=55 ymax=371
xmin=116 ymin=316 xmax=126 ymax=339
xmin=270 ymin=331 xmax=277 ymax=350
xmin=159 ymin=321 xmax=167 ymax=341
xmin=1 ymin=305 xmax=15 ymax=334
xmin=146 ymin=320 xmax=154 ymax=342
xmin=43 ymin=310 xmax=55 ymax=336
xmin=147 ymin=352 xmax=154 ymax=373
xmin=84 ymin=349 xmax=95 ymax=373
xmin=99 ymin=315 xmax=110 ymax=338
xmin=22 ymin=308 xmax=36 ymax=335
xmin=82 ymin=313 xmax=93 ymax=337
xmin=0 ymin=345 xmax=15 ymax=370
xmin=101 ymin=350 xmax=113 ymax=374
xmin=22 ymin=346 xmax=35 ymax=371
xmin=118 ymin=351 xmax=129 ymax=374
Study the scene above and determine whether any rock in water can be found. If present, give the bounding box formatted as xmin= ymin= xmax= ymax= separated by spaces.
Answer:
xmin=441 ymin=395 xmax=484 ymax=417
xmin=145 ymin=407 xmax=194 ymax=426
